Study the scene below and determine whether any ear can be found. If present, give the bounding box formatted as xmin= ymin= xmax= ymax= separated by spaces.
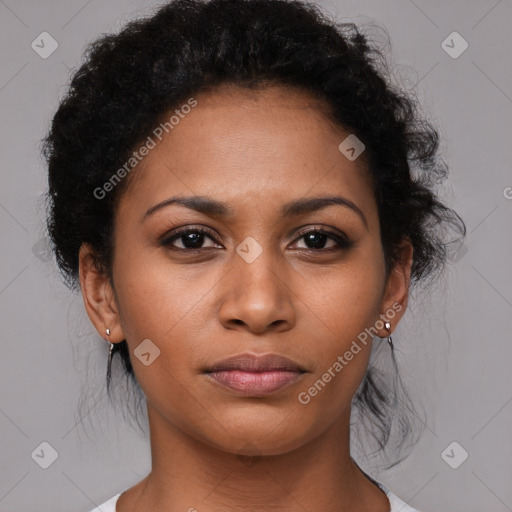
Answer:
xmin=78 ymin=243 xmax=125 ymax=343
xmin=378 ymin=238 xmax=414 ymax=335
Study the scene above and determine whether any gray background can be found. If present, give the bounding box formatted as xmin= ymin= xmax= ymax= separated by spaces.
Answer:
xmin=1 ymin=0 xmax=511 ymax=510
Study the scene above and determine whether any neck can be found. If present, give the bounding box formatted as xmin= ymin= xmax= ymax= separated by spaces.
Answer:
xmin=119 ymin=402 xmax=390 ymax=512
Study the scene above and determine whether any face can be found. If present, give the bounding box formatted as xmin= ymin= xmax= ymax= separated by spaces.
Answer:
xmin=80 ymin=84 xmax=412 ymax=456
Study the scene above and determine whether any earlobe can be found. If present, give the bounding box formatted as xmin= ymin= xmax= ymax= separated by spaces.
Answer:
xmin=78 ymin=243 xmax=124 ymax=342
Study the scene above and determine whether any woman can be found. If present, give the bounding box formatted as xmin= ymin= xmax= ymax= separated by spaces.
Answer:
xmin=43 ymin=0 xmax=465 ymax=510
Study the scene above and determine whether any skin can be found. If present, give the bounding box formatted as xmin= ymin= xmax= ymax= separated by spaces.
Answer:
xmin=79 ymin=84 xmax=413 ymax=512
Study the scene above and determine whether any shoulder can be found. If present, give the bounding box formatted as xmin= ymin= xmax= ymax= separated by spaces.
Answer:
xmin=360 ymin=468 xmax=421 ymax=512
xmin=386 ymin=489 xmax=421 ymax=512
xmin=87 ymin=492 xmax=122 ymax=512
xmin=377 ymin=481 xmax=421 ymax=512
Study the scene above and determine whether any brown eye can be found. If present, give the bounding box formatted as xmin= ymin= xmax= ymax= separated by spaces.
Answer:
xmin=292 ymin=228 xmax=353 ymax=252
xmin=161 ymin=228 xmax=221 ymax=250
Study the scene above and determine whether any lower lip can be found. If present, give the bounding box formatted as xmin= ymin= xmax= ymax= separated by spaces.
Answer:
xmin=205 ymin=370 xmax=304 ymax=396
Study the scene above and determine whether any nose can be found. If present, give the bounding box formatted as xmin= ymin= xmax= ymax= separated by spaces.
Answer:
xmin=217 ymin=250 xmax=296 ymax=335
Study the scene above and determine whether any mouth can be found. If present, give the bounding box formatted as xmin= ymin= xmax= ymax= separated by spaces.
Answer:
xmin=203 ymin=352 xmax=307 ymax=397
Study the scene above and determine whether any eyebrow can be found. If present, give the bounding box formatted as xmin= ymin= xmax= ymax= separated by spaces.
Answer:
xmin=143 ymin=194 xmax=368 ymax=228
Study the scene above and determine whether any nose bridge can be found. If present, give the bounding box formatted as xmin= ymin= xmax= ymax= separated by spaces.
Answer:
xmin=218 ymin=235 xmax=295 ymax=332
xmin=234 ymin=236 xmax=285 ymax=302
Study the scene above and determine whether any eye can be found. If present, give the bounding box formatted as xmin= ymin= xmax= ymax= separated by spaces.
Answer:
xmin=291 ymin=228 xmax=352 ymax=252
xmin=160 ymin=227 xmax=221 ymax=250
xmin=160 ymin=226 xmax=352 ymax=253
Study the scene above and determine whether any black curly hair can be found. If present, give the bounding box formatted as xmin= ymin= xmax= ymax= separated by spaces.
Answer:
xmin=43 ymin=0 xmax=465 ymax=466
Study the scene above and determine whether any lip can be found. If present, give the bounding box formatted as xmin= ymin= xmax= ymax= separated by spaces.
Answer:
xmin=205 ymin=352 xmax=306 ymax=372
xmin=203 ymin=352 xmax=306 ymax=396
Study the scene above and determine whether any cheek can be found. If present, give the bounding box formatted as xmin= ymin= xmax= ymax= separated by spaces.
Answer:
xmin=298 ymin=246 xmax=385 ymax=341
xmin=111 ymin=245 xmax=225 ymax=372
xmin=111 ymin=255 xmax=217 ymax=422
xmin=292 ymin=249 xmax=385 ymax=401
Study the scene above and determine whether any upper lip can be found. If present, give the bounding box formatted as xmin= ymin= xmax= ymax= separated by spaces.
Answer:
xmin=204 ymin=352 xmax=306 ymax=373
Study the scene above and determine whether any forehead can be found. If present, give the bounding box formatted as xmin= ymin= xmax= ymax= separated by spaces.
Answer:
xmin=119 ymin=84 xmax=375 ymax=221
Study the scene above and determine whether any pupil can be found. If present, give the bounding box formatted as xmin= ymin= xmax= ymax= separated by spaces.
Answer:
xmin=184 ymin=232 xmax=203 ymax=248
xmin=305 ymin=232 xmax=326 ymax=249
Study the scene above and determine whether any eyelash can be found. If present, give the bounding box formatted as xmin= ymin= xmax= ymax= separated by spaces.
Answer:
xmin=160 ymin=225 xmax=353 ymax=253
